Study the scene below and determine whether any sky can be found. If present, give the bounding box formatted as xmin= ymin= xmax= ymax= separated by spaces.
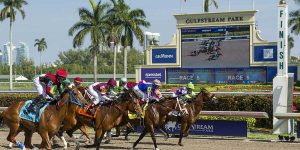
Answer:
xmin=0 ymin=0 xmax=299 ymax=65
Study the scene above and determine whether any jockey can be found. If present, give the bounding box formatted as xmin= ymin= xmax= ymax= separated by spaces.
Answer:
xmin=174 ymin=87 xmax=189 ymax=99
xmin=27 ymin=69 xmax=68 ymax=112
xmin=115 ymin=77 xmax=127 ymax=94
xmin=133 ymin=79 xmax=162 ymax=103
xmin=73 ymin=77 xmax=83 ymax=87
xmin=88 ymin=79 xmax=117 ymax=108
xmin=187 ymin=82 xmax=196 ymax=97
xmin=149 ymin=79 xmax=162 ymax=102
xmin=50 ymin=79 xmax=71 ymax=95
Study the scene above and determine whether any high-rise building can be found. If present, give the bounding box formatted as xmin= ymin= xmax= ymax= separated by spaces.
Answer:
xmin=2 ymin=42 xmax=30 ymax=65
xmin=15 ymin=42 xmax=29 ymax=64
xmin=0 ymin=50 xmax=3 ymax=64
xmin=2 ymin=42 xmax=15 ymax=65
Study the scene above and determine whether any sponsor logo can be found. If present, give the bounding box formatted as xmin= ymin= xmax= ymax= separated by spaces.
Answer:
xmin=145 ymin=73 xmax=162 ymax=77
xmin=191 ymin=124 xmax=214 ymax=133
xmin=155 ymin=54 xmax=174 ymax=59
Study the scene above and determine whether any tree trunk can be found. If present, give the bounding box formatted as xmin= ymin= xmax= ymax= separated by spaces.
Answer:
xmin=124 ymin=46 xmax=128 ymax=78
xmin=93 ymin=49 xmax=97 ymax=82
xmin=40 ymin=51 xmax=42 ymax=74
xmin=113 ymin=44 xmax=117 ymax=80
xmin=9 ymin=18 xmax=13 ymax=90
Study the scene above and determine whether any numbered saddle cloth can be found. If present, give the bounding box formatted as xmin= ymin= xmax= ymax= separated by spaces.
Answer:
xmin=19 ymin=100 xmax=49 ymax=123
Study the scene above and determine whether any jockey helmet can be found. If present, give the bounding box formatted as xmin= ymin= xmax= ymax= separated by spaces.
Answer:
xmin=107 ymin=79 xmax=117 ymax=87
xmin=120 ymin=77 xmax=127 ymax=83
xmin=139 ymin=80 xmax=146 ymax=84
xmin=152 ymin=79 xmax=161 ymax=86
xmin=56 ymin=69 xmax=67 ymax=78
xmin=187 ymin=82 xmax=194 ymax=90
xmin=74 ymin=77 xmax=83 ymax=83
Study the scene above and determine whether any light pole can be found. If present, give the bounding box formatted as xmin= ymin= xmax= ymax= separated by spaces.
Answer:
xmin=110 ymin=40 xmax=117 ymax=80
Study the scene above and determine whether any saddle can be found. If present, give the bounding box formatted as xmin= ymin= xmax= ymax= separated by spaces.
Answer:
xmin=19 ymin=100 xmax=50 ymax=123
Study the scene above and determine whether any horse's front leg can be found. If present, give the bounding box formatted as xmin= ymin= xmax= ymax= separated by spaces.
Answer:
xmin=178 ymin=121 xmax=187 ymax=146
xmin=95 ymin=129 xmax=104 ymax=150
xmin=133 ymin=128 xmax=147 ymax=149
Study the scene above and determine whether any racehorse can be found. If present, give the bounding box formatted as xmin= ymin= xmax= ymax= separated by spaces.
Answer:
xmin=4 ymin=86 xmax=92 ymax=149
xmin=132 ymin=97 xmax=179 ymax=150
xmin=93 ymin=90 xmax=142 ymax=150
xmin=0 ymin=87 xmax=84 ymax=150
xmin=60 ymin=89 xmax=142 ymax=150
xmin=177 ymin=88 xmax=217 ymax=146
xmin=132 ymin=88 xmax=216 ymax=150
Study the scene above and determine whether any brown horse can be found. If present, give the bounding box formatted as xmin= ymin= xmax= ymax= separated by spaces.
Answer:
xmin=54 ymin=86 xmax=94 ymax=149
xmin=132 ymin=88 xmax=216 ymax=150
xmin=0 ymin=87 xmax=84 ymax=150
xmin=4 ymin=86 xmax=92 ymax=149
xmin=177 ymin=88 xmax=216 ymax=146
xmin=132 ymin=98 xmax=179 ymax=150
xmin=90 ymin=90 xmax=142 ymax=150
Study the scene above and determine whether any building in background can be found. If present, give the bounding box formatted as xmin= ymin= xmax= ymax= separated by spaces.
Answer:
xmin=15 ymin=42 xmax=30 ymax=64
xmin=2 ymin=42 xmax=15 ymax=65
xmin=0 ymin=50 xmax=3 ymax=64
xmin=1 ymin=42 xmax=30 ymax=65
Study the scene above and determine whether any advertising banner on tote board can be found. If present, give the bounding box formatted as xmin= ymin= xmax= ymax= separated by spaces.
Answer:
xmin=152 ymin=48 xmax=177 ymax=64
xmin=135 ymin=120 xmax=247 ymax=137
xmin=141 ymin=68 xmax=165 ymax=82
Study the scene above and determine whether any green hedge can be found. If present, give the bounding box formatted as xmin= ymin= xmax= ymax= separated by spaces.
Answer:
xmin=202 ymin=95 xmax=273 ymax=128
xmin=0 ymin=93 xmax=36 ymax=107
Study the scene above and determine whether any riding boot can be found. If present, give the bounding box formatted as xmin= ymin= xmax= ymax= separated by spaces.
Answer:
xmin=27 ymin=95 xmax=43 ymax=113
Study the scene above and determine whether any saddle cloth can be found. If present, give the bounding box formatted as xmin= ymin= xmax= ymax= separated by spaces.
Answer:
xmin=19 ymin=100 xmax=50 ymax=123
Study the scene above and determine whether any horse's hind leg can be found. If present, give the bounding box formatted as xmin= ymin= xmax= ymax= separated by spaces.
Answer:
xmin=7 ymin=124 xmax=25 ymax=149
xmin=79 ymin=124 xmax=92 ymax=144
xmin=56 ymin=131 xmax=68 ymax=149
xmin=24 ymin=130 xmax=35 ymax=149
xmin=8 ymin=127 xmax=22 ymax=148
xmin=159 ymin=127 xmax=169 ymax=141
xmin=133 ymin=129 xmax=147 ymax=149
xmin=149 ymin=129 xmax=159 ymax=150
xmin=40 ymin=131 xmax=51 ymax=150
xmin=178 ymin=122 xmax=187 ymax=146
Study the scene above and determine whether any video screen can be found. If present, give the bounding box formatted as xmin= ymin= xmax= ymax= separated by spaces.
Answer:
xmin=181 ymin=26 xmax=250 ymax=68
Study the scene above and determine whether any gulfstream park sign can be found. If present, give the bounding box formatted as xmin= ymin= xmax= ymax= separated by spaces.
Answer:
xmin=185 ymin=16 xmax=244 ymax=24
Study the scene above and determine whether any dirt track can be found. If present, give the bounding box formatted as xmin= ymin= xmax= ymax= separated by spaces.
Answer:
xmin=1 ymin=130 xmax=300 ymax=150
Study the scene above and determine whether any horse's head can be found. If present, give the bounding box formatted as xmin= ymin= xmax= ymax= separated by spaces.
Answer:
xmin=197 ymin=88 xmax=217 ymax=104
xmin=118 ymin=90 xmax=143 ymax=117
xmin=57 ymin=86 xmax=84 ymax=108
xmin=77 ymin=85 xmax=93 ymax=105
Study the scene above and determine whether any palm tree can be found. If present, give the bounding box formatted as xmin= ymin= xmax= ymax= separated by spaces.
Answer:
xmin=69 ymin=0 xmax=110 ymax=82
xmin=289 ymin=0 xmax=300 ymax=35
xmin=204 ymin=0 xmax=218 ymax=12
xmin=0 ymin=0 xmax=27 ymax=90
xmin=148 ymin=37 xmax=159 ymax=46
xmin=108 ymin=0 xmax=150 ymax=78
xmin=288 ymin=35 xmax=294 ymax=60
xmin=34 ymin=38 xmax=47 ymax=74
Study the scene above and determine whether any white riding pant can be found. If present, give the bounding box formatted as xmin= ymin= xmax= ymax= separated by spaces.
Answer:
xmin=33 ymin=75 xmax=50 ymax=99
xmin=88 ymin=83 xmax=111 ymax=105
xmin=133 ymin=85 xmax=148 ymax=101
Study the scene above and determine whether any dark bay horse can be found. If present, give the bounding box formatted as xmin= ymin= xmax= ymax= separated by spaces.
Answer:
xmin=132 ymin=98 xmax=179 ymax=150
xmin=0 ymin=87 xmax=84 ymax=150
xmin=93 ymin=91 xmax=142 ymax=150
xmin=177 ymin=88 xmax=216 ymax=146
xmin=132 ymin=88 xmax=216 ymax=150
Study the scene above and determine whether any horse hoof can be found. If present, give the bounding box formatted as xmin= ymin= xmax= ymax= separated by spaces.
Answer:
xmin=178 ymin=143 xmax=183 ymax=146
xmin=8 ymin=142 xmax=13 ymax=148
xmin=104 ymin=139 xmax=110 ymax=144
xmin=67 ymin=143 xmax=71 ymax=147
xmin=75 ymin=146 xmax=80 ymax=150
xmin=125 ymin=137 xmax=130 ymax=141
xmin=164 ymin=136 xmax=169 ymax=141
xmin=154 ymin=148 xmax=160 ymax=150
